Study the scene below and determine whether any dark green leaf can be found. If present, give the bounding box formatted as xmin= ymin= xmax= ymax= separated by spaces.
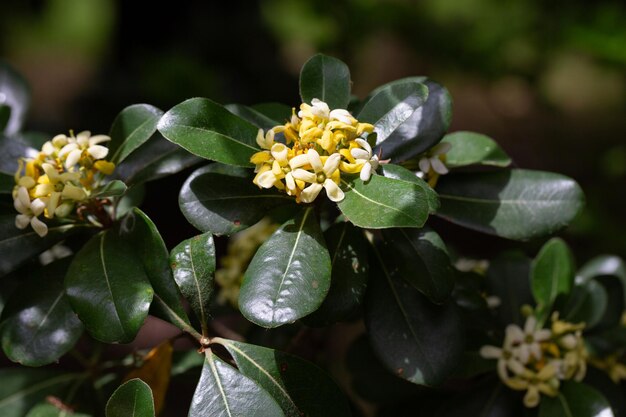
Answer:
xmin=113 ymin=134 xmax=201 ymax=185
xmin=357 ymin=81 xmax=428 ymax=144
xmin=380 ymin=164 xmax=439 ymax=212
xmin=436 ymin=378 xmax=522 ymax=417
xmin=240 ymin=207 xmax=331 ymax=328
xmin=365 ymin=245 xmax=464 ymax=385
xmin=0 ymin=60 xmax=30 ymax=135
xmin=0 ymin=369 xmax=80 ymax=417
xmin=562 ymin=280 xmax=607 ymax=329
xmin=370 ymin=78 xmax=453 ymax=163
xmin=91 ymin=180 xmax=127 ymax=198
xmin=0 ymin=105 xmax=10 ymax=132
xmin=304 ymin=222 xmax=369 ymax=325
xmin=578 ymin=255 xmax=626 ymax=303
xmin=380 ymin=227 xmax=454 ymax=303
xmin=531 ymin=238 xmax=575 ymax=323
xmin=26 ymin=403 xmax=91 ymax=417
xmin=106 ymin=379 xmax=155 ymax=417
xmin=0 ymin=215 xmax=93 ymax=276
xmin=1 ymin=260 xmax=83 ymax=366
xmin=189 ymin=350 xmax=284 ymax=417
xmin=119 ymin=208 xmax=192 ymax=333
xmin=486 ymin=252 xmax=533 ymax=327
xmin=338 ymin=175 xmax=430 ymax=229
xmin=115 ymin=184 xmax=145 ymax=219
xmin=179 ymin=164 xmax=294 ymax=236
xmin=170 ymin=232 xmax=215 ymax=334
xmin=0 ymin=173 xmax=13 ymax=194
xmin=436 ymin=169 xmax=585 ymax=241
xmin=0 ymin=133 xmax=38 ymax=175
xmin=109 ymin=104 xmax=163 ymax=164
xmin=65 ymin=230 xmax=153 ymax=343
xmin=158 ymin=97 xmax=260 ymax=167
xmin=226 ymin=104 xmax=283 ymax=131
xmin=584 ymin=368 xmax=625 ymax=417
xmin=299 ymin=54 xmax=351 ymax=110
xmin=215 ymin=338 xmax=351 ymax=417
xmin=539 ymin=381 xmax=614 ymax=417
xmin=251 ymin=103 xmax=291 ymax=125
xmin=442 ymin=131 xmax=512 ymax=168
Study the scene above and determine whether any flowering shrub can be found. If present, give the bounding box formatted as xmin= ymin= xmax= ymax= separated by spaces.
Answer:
xmin=0 ymin=56 xmax=623 ymax=417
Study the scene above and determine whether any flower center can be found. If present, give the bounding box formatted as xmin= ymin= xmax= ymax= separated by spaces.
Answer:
xmin=316 ymin=173 xmax=326 ymax=183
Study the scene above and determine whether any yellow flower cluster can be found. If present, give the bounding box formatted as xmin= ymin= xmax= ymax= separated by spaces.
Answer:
xmin=251 ymin=99 xmax=377 ymax=203
xmin=215 ymin=218 xmax=278 ymax=307
xmin=13 ymin=131 xmax=115 ymax=237
xmin=480 ymin=314 xmax=587 ymax=408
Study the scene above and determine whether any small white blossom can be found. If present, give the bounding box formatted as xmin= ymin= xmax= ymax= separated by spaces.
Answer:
xmin=13 ymin=186 xmax=48 ymax=237
xmin=418 ymin=142 xmax=451 ymax=175
xmin=351 ymin=138 xmax=379 ymax=181
xmin=291 ymin=149 xmax=344 ymax=203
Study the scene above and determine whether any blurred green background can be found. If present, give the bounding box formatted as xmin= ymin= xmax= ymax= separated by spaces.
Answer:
xmin=1 ymin=0 xmax=625 ymax=261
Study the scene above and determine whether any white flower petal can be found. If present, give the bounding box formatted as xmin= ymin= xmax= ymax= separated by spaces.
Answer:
xmin=30 ymin=198 xmax=46 ymax=216
xmin=418 ymin=157 xmax=431 ymax=173
xmin=285 ymin=172 xmax=296 ymax=191
xmin=17 ymin=176 xmax=36 ymax=189
xmin=62 ymin=184 xmax=87 ymax=201
xmin=430 ymin=157 xmax=449 ymax=175
xmin=58 ymin=143 xmax=78 ymax=158
xmin=65 ymin=149 xmax=82 ymax=169
xmin=42 ymin=141 xmax=55 ymax=155
xmin=52 ymin=134 xmax=68 ymax=147
xmin=76 ymin=131 xmax=91 ymax=146
xmin=529 ymin=342 xmax=542 ymax=361
xmin=479 ymin=345 xmax=502 ymax=359
xmin=535 ymin=329 xmax=552 ymax=342
xmin=289 ymin=154 xmax=310 ymax=169
xmin=14 ymin=196 xmax=27 ymax=214
xmin=30 ymin=216 xmax=48 ymax=237
xmin=524 ymin=316 xmax=537 ymax=334
xmin=508 ymin=358 xmax=527 ymax=375
xmin=323 ymin=153 xmax=341 ymax=175
xmin=15 ymin=214 xmax=31 ymax=229
xmin=354 ymin=138 xmax=372 ymax=154
xmin=88 ymin=135 xmax=111 ymax=145
xmin=47 ymin=192 xmax=61 ymax=217
xmin=88 ymin=145 xmax=109 ymax=160
xmin=256 ymin=129 xmax=265 ymax=148
xmin=291 ymin=169 xmax=317 ymax=183
xmin=270 ymin=143 xmax=289 ymax=162
xmin=300 ymin=183 xmax=323 ymax=203
xmin=505 ymin=324 xmax=525 ymax=344
xmin=17 ymin=186 xmax=31 ymax=208
xmin=307 ymin=149 xmax=323 ymax=173
xmin=323 ymin=179 xmax=344 ymax=202
xmin=256 ymin=171 xmax=276 ymax=189
xmin=360 ymin=162 xmax=373 ymax=181
xmin=518 ymin=344 xmax=531 ymax=364
xmin=329 ymin=109 xmax=353 ymax=124
xmin=351 ymin=148 xmax=370 ymax=160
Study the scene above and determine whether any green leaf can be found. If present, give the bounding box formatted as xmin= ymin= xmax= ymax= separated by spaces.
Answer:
xmin=442 ymin=131 xmax=512 ymax=168
xmin=26 ymin=403 xmax=91 ymax=417
xmin=380 ymin=164 xmax=439 ymax=213
xmin=65 ymin=230 xmax=153 ymax=343
xmin=91 ymin=180 xmax=127 ymax=198
xmin=113 ymin=134 xmax=201 ymax=185
xmin=380 ymin=227 xmax=454 ymax=303
xmin=115 ymin=184 xmax=145 ymax=219
xmin=109 ymin=104 xmax=163 ymax=164
xmin=436 ymin=378 xmax=521 ymax=417
xmin=240 ymin=207 xmax=331 ymax=328
xmin=0 ymin=133 xmax=38 ymax=175
xmin=562 ymin=280 xmax=608 ymax=329
xmin=119 ymin=208 xmax=192 ymax=333
xmin=486 ymin=252 xmax=533 ymax=326
xmin=299 ymin=54 xmax=351 ymax=110
xmin=189 ymin=350 xmax=285 ymax=417
xmin=179 ymin=164 xmax=294 ymax=236
xmin=338 ymin=175 xmax=430 ymax=229
xmin=436 ymin=169 xmax=585 ymax=241
xmin=0 ymin=216 xmax=93 ymax=277
xmin=531 ymin=238 xmax=575 ymax=323
xmin=226 ymin=104 xmax=283 ymax=131
xmin=578 ymin=255 xmax=626 ymax=303
xmin=157 ymin=97 xmax=260 ymax=167
xmin=357 ymin=80 xmax=428 ymax=144
xmin=539 ymin=381 xmax=614 ymax=417
xmin=1 ymin=260 xmax=83 ymax=366
xmin=304 ymin=222 xmax=369 ymax=325
xmin=0 ymin=60 xmax=30 ymax=135
xmin=0 ymin=369 xmax=80 ymax=417
xmin=365 ymin=245 xmax=464 ymax=386
xmin=106 ymin=379 xmax=155 ymax=417
xmin=0 ymin=105 xmax=10 ymax=132
xmin=369 ymin=77 xmax=453 ymax=163
xmin=215 ymin=338 xmax=351 ymax=417
xmin=170 ymin=232 xmax=215 ymax=334
xmin=0 ymin=173 xmax=14 ymax=194
xmin=251 ymin=103 xmax=291 ymax=125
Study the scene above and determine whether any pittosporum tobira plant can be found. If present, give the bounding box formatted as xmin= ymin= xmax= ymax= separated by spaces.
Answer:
xmin=0 ymin=55 xmax=621 ymax=417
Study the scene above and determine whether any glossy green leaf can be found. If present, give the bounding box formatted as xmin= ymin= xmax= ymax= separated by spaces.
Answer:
xmin=157 ymin=97 xmax=260 ymax=167
xmin=119 ymin=208 xmax=192 ymax=333
xmin=0 ymin=215 xmax=93 ymax=277
xmin=370 ymin=77 xmax=453 ymax=163
xmin=170 ymin=232 xmax=215 ymax=334
xmin=240 ymin=207 xmax=331 ymax=328
xmin=26 ymin=403 xmax=91 ymax=417
xmin=215 ymin=338 xmax=351 ymax=417
xmin=305 ymin=222 xmax=369 ymax=325
xmin=189 ymin=350 xmax=285 ymax=417
xmin=436 ymin=169 xmax=585 ymax=241
xmin=531 ymin=238 xmax=575 ymax=323
xmin=0 ymin=369 xmax=80 ymax=417
xmin=106 ymin=379 xmax=155 ymax=417
xmin=115 ymin=184 xmax=145 ymax=219
xmin=1 ymin=260 xmax=83 ymax=366
xmin=539 ymin=381 xmax=614 ymax=417
xmin=562 ymin=280 xmax=608 ymax=329
xmin=578 ymin=255 xmax=626 ymax=303
xmin=380 ymin=227 xmax=454 ymax=303
xmin=91 ymin=180 xmax=127 ymax=198
xmin=436 ymin=378 xmax=521 ymax=417
xmin=0 ymin=60 xmax=30 ymax=135
xmin=442 ymin=131 xmax=512 ymax=168
xmin=357 ymin=80 xmax=428 ymax=144
xmin=365 ymin=245 xmax=464 ymax=386
xmin=179 ymin=164 xmax=294 ymax=236
xmin=113 ymin=134 xmax=201 ymax=185
xmin=299 ymin=54 xmax=351 ymax=110
xmin=486 ymin=252 xmax=533 ymax=326
xmin=226 ymin=104 xmax=283 ymax=131
xmin=0 ymin=133 xmax=38 ymax=175
xmin=251 ymin=103 xmax=291 ymax=125
xmin=380 ymin=164 xmax=439 ymax=212
xmin=338 ymin=175 xmax=430 ymax=229
xmin=109 ymin=104 xmax=163 ymax=164
xmin=65 ymin=230 xmax=153 ymax=343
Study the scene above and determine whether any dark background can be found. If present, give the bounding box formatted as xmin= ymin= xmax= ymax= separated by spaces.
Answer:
xmin=2 ymin=0 xmax=625 ymax=261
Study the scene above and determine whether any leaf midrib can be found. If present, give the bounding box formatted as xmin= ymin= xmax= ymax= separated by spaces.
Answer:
xmin=99 ymin=233 xmax=127 ymax=339
xmin=208 ymin=352 xmax=233 ymax=417
xmin=439 ymin=194 xmax=573 ymax=205
xmin=22 ymin=291 xmax=64 ymax=351
xmin=167 ymin=124 xmax=257 ymax=151
xmin=188 ymin=240 xmax=207 ymax=329
xmin=341 ymin=180 xmax=416 ymax=223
